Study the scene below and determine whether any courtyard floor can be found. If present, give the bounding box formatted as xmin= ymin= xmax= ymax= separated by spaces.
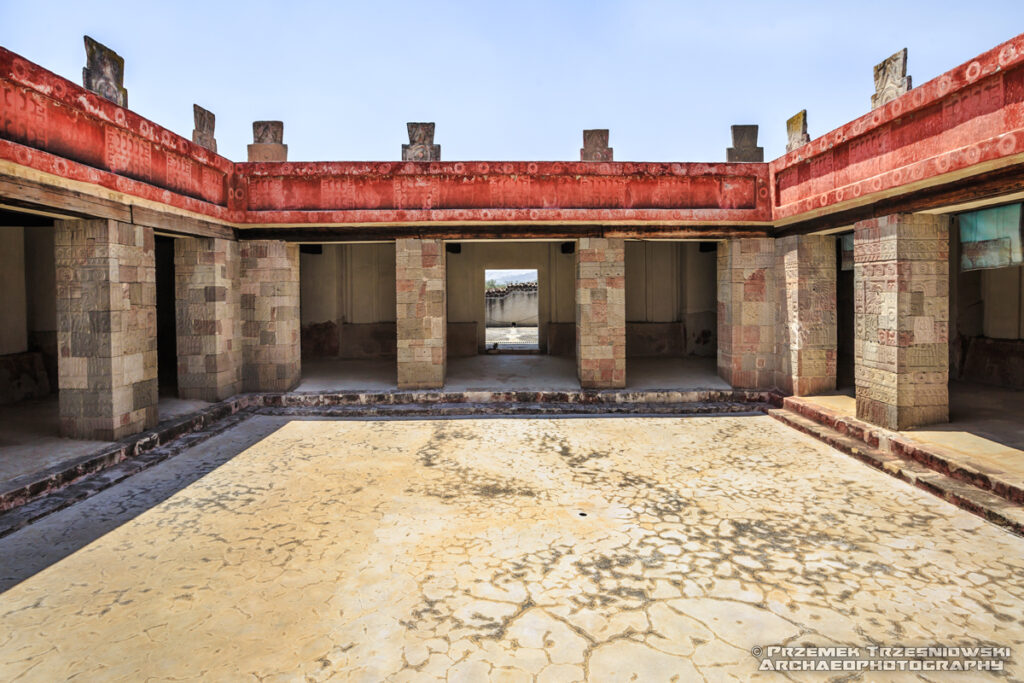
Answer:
xmin=1 ymin=414 xmax=1022 ymax=681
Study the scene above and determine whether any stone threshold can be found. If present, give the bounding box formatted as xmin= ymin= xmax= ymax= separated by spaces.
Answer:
xmin=770 ymin=401 xmax=1024 ymax=537
xmin=0 ymin=389 xmax=780 ymax=537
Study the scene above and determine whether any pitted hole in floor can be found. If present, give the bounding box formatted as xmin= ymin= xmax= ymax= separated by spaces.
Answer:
xmin=578 ymin=512 xmax=588 ymax=517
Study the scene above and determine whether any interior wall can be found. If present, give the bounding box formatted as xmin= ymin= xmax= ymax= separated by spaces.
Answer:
xmin=0 ymin=227 xmax=27 ymax=356
xmin=300 ymin=242 xmax=397 ymax=359
xmin=981 ymin=266 xmax=1024 ymax=339
xmin=448 ymin=241 xmax=577 ymax=358
xmin=23 ymin=224 xmax=58 ymax=389
xmin=951 ymin=218 xmax=1024 ymax=388
xmin=623 ymin=241 xmax=716 ymax=357
xmin=447 ymin=241 xmax=575 ymax=355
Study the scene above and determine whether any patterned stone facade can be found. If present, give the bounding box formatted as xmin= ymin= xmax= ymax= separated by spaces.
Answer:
xmin=191 ymin=104 xmax=217 ymax=153
xmin=174 ymin=237 xmax=241 ymax=401
xmin=55 ymin=219 xmax=157 ymax=440
xmin=82 ymin=36 xmax=127 ymax=107
xmin=247 ymin=121 xmax=287 ymax=162
xmin=854 ymin=213 xmax=950 ymax=430
xmin=717 ymin=238 xmax=776 ymax=389
xmin=576 ymin=238 xmax=625 ymax=388
xmin=402 ymin=123 xmax=440 ymax=161
xmin=785 ymin=110 xmax=810 ymax=153
xmin=726 ymin=125 xmax=763 ymax=162
xmin=775 ymin=235 xmax=837 ymax=396
xmin=396 ymin=239 xmax=446 ymax=389
xmin=872 ymin=48 xmax=912 ymax=110
xmin=580 ymin=130 xmax=613 ymax=162
xmin=240 ymin=241 xmax=300 ymax=392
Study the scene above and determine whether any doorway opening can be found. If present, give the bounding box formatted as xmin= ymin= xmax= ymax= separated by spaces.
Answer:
xmin=484 ymin=269 xmax=539 ymax=352
xmin=836 ymin=232 xmax=855 ymax=392
xmin=154 ymin=235 xmax=178 ymax=398
xmin=296 ymin=242 xmax=398 ymax=391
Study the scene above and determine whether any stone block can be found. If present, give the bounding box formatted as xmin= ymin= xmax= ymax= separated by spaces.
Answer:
xmin=396 ymin=239 xmax=446 ymax=389
xmin=576 ymin=238 xmax=625 ymax=388
xmin=82 ymin=36 xmax=127 ymax=107
xmin=872 ymin=48 xmax=912 ymax=110
xmin=248 ymin=121 xmax=287 ymax=161
xmin=726 ymin=125 xmax=764 ymax=162
xmin=581 ymin=129 xmax=613 ymax=162
xmin=175 ymin=237 xmax=241 ymax=401
xmin=854 ymin=214 xmax=949 ymax=430
xmin=786 ymin=110 xmax=810 ymax=153
xmin=718 ymin=238 xmax=777 ymax=390
xmin=401 ymin=122 xmax=440 ymax=161
xmin=239 ymin=240 xmax=300 ymax=391
xmin=57 ymin=219 xmax=157 ymax=440
xmin=192 ymin=104 xmax=217 ymax=153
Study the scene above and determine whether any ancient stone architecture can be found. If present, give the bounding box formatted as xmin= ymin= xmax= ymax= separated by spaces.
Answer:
xmin=81 ymin=36 xmax=127 ymax=107
xmin=396 ymin=238 xmax=446 ymax=389
xmin=785 ymin=109 xmax=810 ymax=152
xmin=0 ymin=34 xmax=1022 ymax=440
xmin=580 ymin=129 xmax=613 ymax=161
xmin=191 ymin=104 xmax=217 ymax=153
xmin=576 ymin=238 xmax=625 ymax=388
xmin=247 ymin=120 xmax=287 ymax=162
xmin=725 ymin=124 xmax=763 ymax=162
xmin=872 ymin=47 xmax=912 ymax=109
xmin=401 ymin=122 xmax=440 ymax=161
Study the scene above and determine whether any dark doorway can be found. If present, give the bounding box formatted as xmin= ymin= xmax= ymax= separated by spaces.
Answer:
xmin=154 ymin=236 xmax=178 ymax=396
xmin=836 ymin=234 xmax=855 ymax=390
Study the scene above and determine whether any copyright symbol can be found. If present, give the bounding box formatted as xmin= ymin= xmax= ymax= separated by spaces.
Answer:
xmin=751 ymin=646 xmax=763 ymax=657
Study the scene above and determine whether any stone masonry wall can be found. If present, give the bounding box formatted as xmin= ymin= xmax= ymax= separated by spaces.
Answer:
xmin=854 ymin=213 xmax=950 ymax=430
xmin=396 ymin=239 xmax=446 ymax=389
xmin=55 ymin=219 xmax=157 ymax=439
xmin=174 ymin=237 xmax=241 ymax=401
xmin=717 ymin=238 xmax=776 ymax=389
xmin=775 ymin=235 xmax=837 ymax=395
xmin=240 ymin=241 xmax=300 ymax=392
xmin=576 ymin=237 xmax=625 ymax=388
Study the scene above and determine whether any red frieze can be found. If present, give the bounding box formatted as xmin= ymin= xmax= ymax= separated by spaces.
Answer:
xmin=771 ymin=33 xmax=1024 ymax=222
xmin=0 ymin=47 xmax=231 ymax=208
xmin=2 ymin=33 xmax=1024 ymax=229
xmin=239 ymin=161 xmax=769 ymax=224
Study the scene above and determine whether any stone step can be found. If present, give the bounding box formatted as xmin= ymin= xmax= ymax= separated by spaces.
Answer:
xmin=769 ymin=408 xmax=1024 ymax=537
xmin=782 ymin=397 xmax=1024 ymax=506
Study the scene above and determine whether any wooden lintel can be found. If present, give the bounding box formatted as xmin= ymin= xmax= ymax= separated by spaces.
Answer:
xmin=129 ymin=205 xmax=235 ymax=240
xmin=237 ymin=224 xmax=767 ymax=242
xmin=0 ymin=175 xmax=130 ymax=222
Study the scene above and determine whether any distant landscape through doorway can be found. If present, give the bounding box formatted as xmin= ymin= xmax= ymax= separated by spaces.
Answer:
xmin=484 ymin=269 xmax=539 ymax=352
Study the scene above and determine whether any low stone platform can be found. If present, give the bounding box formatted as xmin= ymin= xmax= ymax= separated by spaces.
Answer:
xmin=770 ymin=397 xmax=1024 ymax=536
xmin=780 ymin=395 xmax=1024 ymax=505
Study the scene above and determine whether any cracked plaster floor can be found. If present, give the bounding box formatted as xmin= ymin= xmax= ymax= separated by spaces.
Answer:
xmin=1 ymin=414 xmax=1023 ymax=681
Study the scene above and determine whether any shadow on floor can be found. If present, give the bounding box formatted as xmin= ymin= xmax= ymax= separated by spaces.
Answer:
xmin=0 ymin=415 xmax=292 ymax=593
xmin=0 ymin=396 xmax=211 ymax=485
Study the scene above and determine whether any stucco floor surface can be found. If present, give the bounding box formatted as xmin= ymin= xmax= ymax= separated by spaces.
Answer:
xmin=0 ymin=396 xmax=209 ymax=484
xmin=1 ymin=414 xmax=1022 ymax=681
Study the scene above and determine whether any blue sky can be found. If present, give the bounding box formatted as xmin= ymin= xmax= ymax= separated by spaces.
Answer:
xmin=2 ymin=1 xmax=1023 ymax=163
